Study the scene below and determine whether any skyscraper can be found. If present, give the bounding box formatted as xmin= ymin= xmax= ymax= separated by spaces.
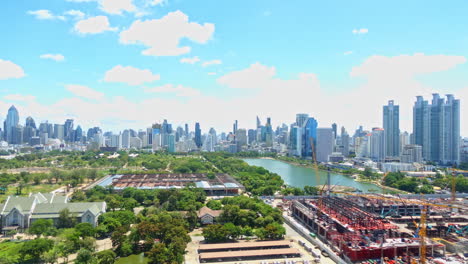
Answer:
xmin=413 ymin=96 xmax=431 ymax=160
xmin=184 ymin=123 xmax=189 ymax=137
xmin=64 ymin=119 xmax=74 ymax=142
xmin=256 ymin=116 xmax=261 ymax=129
xmin=413 ymin=94 xmax=460 ymax=165
xmin=383 ymin=100 xmax=400 ymax=157
xmin=233 ymin=120 xmax=238 ymax=134
xmin=443 ymin=94 xmax=460 ymax=165
xmin=316 ymin=128 xmax=334 ymax=162
xmin=4 ymin=105 xmax=19 ymax=143
xmin=195 ymin=122 xmax=202 ymax=148
xmin=295 ymin=114 xmax=309 ymax=128
xmin=302 ymin=117 xmax=318 ymax=158
xmin=370 ymin=128 xmax=386 ymax=162
xmin=332 ymin=123 xmax=337 ymax=139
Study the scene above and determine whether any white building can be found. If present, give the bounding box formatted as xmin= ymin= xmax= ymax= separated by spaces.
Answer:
xmin=370 ymin=128 xmax=386 ymax=162
xmin=316 ymin=128 xmax=334 ymax=162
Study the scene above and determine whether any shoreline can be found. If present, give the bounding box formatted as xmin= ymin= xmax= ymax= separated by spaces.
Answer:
xmin=245 ymin=157 xmax=407 ymax=194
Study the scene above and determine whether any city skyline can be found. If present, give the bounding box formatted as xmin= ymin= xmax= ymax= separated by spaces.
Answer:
xmin=0 ymin=1 xmax=467 ymax=134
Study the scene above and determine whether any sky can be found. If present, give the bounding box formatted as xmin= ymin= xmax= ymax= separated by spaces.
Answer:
xmin=0 ymin=0 xmax=467 ymax=136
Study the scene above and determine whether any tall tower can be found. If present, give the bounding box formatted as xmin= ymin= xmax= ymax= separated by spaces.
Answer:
xmin=331 ymin=123 xmax=337 ymax=139
xmin=64 ymin=119 xmax=74 ymax=142
xmin=413 ymin=96 xmax=431 ymax=160
xmin=4 ymin=105 xmax=19 ymax=143
xmin=295 ymin=113 xmax=309 ymax=127
xmin=195 ymin=122 xmax=202 ymax=148
xmin=443 ymin=94 xmax=460 ymax=165
xmin=383 ymin=100 xmax=400 ymax=157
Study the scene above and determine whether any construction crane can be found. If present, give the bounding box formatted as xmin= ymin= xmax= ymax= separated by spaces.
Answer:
xmin=331 ymin=191 xmax=458 ymax=264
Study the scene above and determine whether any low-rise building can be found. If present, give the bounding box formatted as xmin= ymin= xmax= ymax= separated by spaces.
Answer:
xmin=0 ymin=193 xmax=106 ymax=230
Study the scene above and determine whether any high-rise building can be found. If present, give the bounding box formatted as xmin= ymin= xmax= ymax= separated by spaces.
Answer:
xmin=233 ymin=120 xmax=238 ymax=134
xmin=235 ymin=129 xmax=247 ymax=148
xmin=340 ymin=127 xmax=350 ymax=157
xmin=122 ymin=130 xmax=130 ymax=148
xmin=25 ymin=116 xmax=36 ymax=129
xmin=195 ymin=122 xmax=202 ymax=148
xmin=64 ymin=119 xmax=74 ymax=142
xmin=256 ymin=116 xmax=261 ymax=129
xmin=295 ymin=114 xmax=309 ymax=128
xmin=247 ymin=129 xmax=256 ymax=145
xmin=443 ymin=94 xmax=460 ymax=165
xmin=413 ymin=96 xmax=430 ymax=160
xmin=383 ymin=100 xmax=400 ymax=157
xmin=332 ymin=123 xmax=337 ymax=139
xmin=400 ymin=145 xmax=423 ymax=163
xmin=413 ymin=94 xmax=460 ymax=165
xmin=4 ymin=105 xmax=19 ymax=143
xmin=54 ymin=124 xmax=65 ymax=140
xmin=75 ymin=125 xmax=83 ymax=142
xmin=302 ymin=118 xmax=318 ymax=158
xmin=400 ymin=131 xmax=410 ymax=155
xmin=184 ymin=123 xmax=189 ymax=137
xmin=370 ymin=128 xmax=386 ymax=162
xmin=316 ymin=128 xmax=334 ymax=162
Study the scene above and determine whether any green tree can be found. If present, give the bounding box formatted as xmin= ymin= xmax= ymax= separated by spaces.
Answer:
xmin=304 ymin=185 xmax=319 ymax=195
xmin=206 ymin=199 xmax=222 ymax=210
xmin=57 ymin=208 xmax=76 ymax=228
xmin=75 ymin=249 xmax=97 ymax=264
xmin=95 ymin=250 xmax=116 ymax=264
xmin=75 ymin=222 xmax=96 ymax=238
xmin=29 ymin=219 xmax=53 ymax=237
xmin=202 ymin=224 xmax=229 ymax=242
xmin=147 ymin=243 xmax=172 ymax=264
xmin=19 ymin=238 xmax=54 ymax=261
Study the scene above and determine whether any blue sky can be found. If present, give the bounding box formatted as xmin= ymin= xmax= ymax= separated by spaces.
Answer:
xmin=0 ymin=0 xmax=467 ymax=135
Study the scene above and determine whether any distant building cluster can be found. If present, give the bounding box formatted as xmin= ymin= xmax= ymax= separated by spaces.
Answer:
xmin=0 ymin=93 xmax=463 ymax=168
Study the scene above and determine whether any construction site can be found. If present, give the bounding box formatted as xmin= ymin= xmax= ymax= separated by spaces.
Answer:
xmin=284 ymin=139 xmax=468 ymax=264
xmin=286 ymin=192 xmax=468 ymax=264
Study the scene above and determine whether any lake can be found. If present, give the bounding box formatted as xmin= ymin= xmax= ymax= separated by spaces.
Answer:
xmin=242 ymin=158 xmax=382 ymax=193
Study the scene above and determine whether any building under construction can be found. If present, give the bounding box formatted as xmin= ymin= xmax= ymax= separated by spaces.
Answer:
xmin=106 ymin=173 xmax=245 ymax=195
xmin=290 ymin=197 xmax=447 ymax=263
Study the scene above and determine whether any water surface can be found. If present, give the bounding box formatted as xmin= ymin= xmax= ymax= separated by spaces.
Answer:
xmin=243 ymin=158 xmax=382 ymax=193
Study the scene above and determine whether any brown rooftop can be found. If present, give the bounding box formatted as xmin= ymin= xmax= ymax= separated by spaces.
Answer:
xmin=199 ymin=240 xmax=291 ymax=251
xmin=197 ymin=206 xmax=223 ymax=218
xmin=199 ymin=248 xmax=300 ymax=260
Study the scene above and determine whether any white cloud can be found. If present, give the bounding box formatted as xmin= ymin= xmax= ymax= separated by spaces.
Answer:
xmin=27 ymin=10 xmax=65 ymax=20
xmin=119 ymin=10 xmax=215 ymax=56
xmin=64 ymin=10 xmax=85 ymax=20
xmin=99 ymin=0 xmax=136 ymax=14
xmin=217 ymin=62 xmax=276 ymax=89
xmin=344 ymin=51 xmax=353 ymax=55
xmin=74 ymin=16 xmax=117 ymax=34
xmin=0 ymin=59 xmax=26 ymax=80
xmin=65 ymin=84 xmax=104 ymax=100
xmin=104 ymin=65 xmax=160 ymax=86
xmin=352 ymin=28 xmax=368 ymax=34
xmin=3 ymin=94 xmax=36 ymax=102
xmin=208 ymin=72 xmax=216 ymax=76
xmin=40 ymin=54 xmax=65 ymax=62
xmin=180 ymin=56 xmax=200 ymax=64
xmin=351 ymin=53 xmax=466 ymax=79
xmin=339 ymin=53 xmax=467 ymax=134
xmin=202 ymin=59 xmax=222 ymax=67
xmin=145 ymin=84 xmax=201 ymax=97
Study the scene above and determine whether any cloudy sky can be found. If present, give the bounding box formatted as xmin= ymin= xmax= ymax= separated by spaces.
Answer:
xmin=0 ymin=0 xmax=467 ymax=135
